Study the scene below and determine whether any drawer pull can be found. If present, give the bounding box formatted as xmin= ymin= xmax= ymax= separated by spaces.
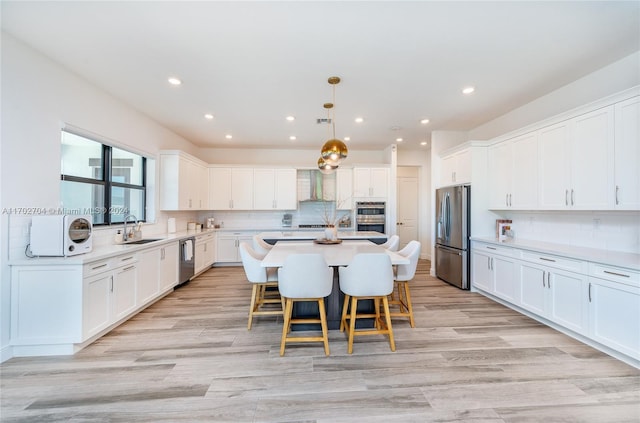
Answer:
xmin=486 ymin=246 xmax=496 ymax=250
xmin=121 ymin=256 xmax=135 ymax=262
xmin=539 ymin=257 xmax=556 ymax=262
xmin=123 ymin=265 xmax=136 ymax=271
xmin=603 ymin=270 xmax=630 ymax=278
xmin=91 ymin=263 xmax=108 ymax=270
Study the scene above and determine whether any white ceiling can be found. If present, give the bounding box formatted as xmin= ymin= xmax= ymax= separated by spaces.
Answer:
xmin=2 ymin=1 xmax=639 ymax=151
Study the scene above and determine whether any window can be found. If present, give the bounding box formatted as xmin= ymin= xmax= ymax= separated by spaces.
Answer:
xmin=60 ymin=130 xmax=147 ymax=225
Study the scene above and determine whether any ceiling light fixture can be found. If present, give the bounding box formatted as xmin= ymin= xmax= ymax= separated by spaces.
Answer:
xmin=396 ymin=138 xmax=403 ymax=142
xmin=204 ymin=114 xmax=214 ymax=120
xmin=319 ymin=76 xmax=348 ymax=171
xmin=462 ymin=86 xmax=475 ymax=95
xmin=318 ymin=157 xmax=338 ymax=175
xmin=420 ymin=118 xmax=430 ymax=124
xmin=289 ymin=136 xmax=296 ymax=141
xmin=421 ymin=141 xmax=428 ymax=146
xmin=168 ymin=77 xmax=182 ymax=85
xmin=225 ymin=134 xmax=232 ymax=139
xmin=286 ymin=116 xmax=295 ymax=121
xmin=354 ymin=117 xmax=364 ymax=123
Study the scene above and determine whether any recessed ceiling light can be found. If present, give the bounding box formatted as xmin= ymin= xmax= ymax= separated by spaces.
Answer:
xmin=204 ymin=114 xmax=214 ymax=120
xmin=420 ymin=119 xmax=430 ymax=124
xmin=355 ymin=117 xmax=364 ymax=123
xmin=421 ymin=141 xmax=428 ymax=146
xmin=462 ymin=86 xmax=475 ymax=95
xmin=168 ymin=77 xmax=182 ymax=85
xmin=225 ymin=134 xmax=232 ymax=139
xmin=289 ymin=136 xmax=296 ymax=141
xmin=396 ymin=138 xmax=403 ymax=142
xmin=344 ymin=137 xmax=351 ymax=141
xmin=286 ymin=116 xmax=295 ymax=121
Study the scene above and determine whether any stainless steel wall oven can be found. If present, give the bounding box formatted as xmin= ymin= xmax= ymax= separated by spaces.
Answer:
xmin=356 ymin=201 xmax=385 ymax=233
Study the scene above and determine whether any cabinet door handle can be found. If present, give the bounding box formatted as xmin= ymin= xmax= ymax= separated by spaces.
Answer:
xmin=571 ymin=189 xmax=575 ymax=206
xmin=509 ymin=193 xmax=512 ymax=207
xmin=161 ymin=248 xmax=165 ymax=260
xmin=506 ymin=193 xmax=509 ymax=207
xmin=542 ymin=271 xmax=546 ymax=287
xmin=453 ymin=171 xmax=456 ymax=182
xmin=603 ymin=270 xmax=630 ymax=278
xmin=565 ymin=189 xmax=569 ymax=206
xmin=539 ymin=257 xmax=556 ymax=262
xmin=110 ymin=276 xmax=114 ymax=292
xmin=547 ymin=272 xmax=551 ymax=288
xmin=615 ymin=185 xmax=620 ymax=205
xmin=588 ymin=282 xmax=592 ymax=302
xmin=490 ymin=257 xmax=494 ymax=270
xmin=487 ymin=257 xmax=491 ymax=270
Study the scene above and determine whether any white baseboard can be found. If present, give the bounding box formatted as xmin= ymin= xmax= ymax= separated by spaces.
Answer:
xmin=0 ymin=344 xmax=13 ymax=363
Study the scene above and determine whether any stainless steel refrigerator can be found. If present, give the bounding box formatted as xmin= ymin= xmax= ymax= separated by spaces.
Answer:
xmin=435 ymin=185 xmax=470 ymax=289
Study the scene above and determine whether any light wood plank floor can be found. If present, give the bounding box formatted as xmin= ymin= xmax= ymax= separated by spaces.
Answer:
xmin=2 ymin=260 xmax=639 ymax=422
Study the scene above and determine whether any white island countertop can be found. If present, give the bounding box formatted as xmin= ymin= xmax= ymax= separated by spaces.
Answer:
xmin=259 ymin=231 xmax=387 ymax=241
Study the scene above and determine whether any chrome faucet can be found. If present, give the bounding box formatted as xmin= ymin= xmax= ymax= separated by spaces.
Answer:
xmin=123 ymin=214 xmax=138 ymax=240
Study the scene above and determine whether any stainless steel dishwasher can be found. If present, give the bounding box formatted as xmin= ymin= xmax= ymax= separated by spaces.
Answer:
xmin=178 ymin=237 xmax=195 ymax=287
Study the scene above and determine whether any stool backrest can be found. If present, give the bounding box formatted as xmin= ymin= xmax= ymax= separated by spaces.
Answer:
xmin=239 ymin=242 xmax=268 ymax=283
xmin=396 ymin=240 xmax=421 ymax=282
xmin=339 ymin=253 xmax=394 ymax=297
xmin=380 ymin=235 xmax=399 ymax=252
xmin=252 ymin=235 xmax=273 ymax=255
xmin=278 ymin=254 xmax=333 ymax=298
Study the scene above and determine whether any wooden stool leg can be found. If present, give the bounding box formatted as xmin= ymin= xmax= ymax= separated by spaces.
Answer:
xmin=348 ymin=296 xmax=358 ymax=354
xmin=318 ymin=299 xmax=330 ymax=356
xmin=340 ymin=294 xmax=350 ymax=332
xmin=404 ymin=282 xmax=415 ymax=328
xmin=280 ymin=298 xmax=293 ymax=356
xmin=382 ymin=296 xmax=395 ymax=352
xmin=248 ymin=284 xmax=259 ymax=330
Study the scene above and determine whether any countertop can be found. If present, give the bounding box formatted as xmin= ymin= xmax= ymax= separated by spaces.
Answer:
xmin=259 ymin=230 xmax=387 ymax=240
xmin=470 ymin=236 xmax=640 ymax=271
xmin=10 ymin=229 xmax=216 ymax=266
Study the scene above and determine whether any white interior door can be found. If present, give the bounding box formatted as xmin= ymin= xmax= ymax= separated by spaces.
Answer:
xmin=397 ymin=175 xmax=419 ymax=250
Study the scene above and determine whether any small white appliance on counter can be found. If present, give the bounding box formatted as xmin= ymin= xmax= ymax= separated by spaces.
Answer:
xmin=30 ymin=214 xmax=93 ymax=257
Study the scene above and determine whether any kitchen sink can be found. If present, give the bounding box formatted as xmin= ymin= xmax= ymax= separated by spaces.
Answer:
xmin=123 ymin=238 xmax=163 ymax=245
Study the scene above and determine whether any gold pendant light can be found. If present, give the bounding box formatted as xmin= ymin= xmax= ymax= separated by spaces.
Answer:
xmin=320 ymin=76 xmax=348 ymax=167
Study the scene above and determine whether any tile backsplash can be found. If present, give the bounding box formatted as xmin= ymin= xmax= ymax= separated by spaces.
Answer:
xmin=496 ymin=211 xmax=640 ymax=254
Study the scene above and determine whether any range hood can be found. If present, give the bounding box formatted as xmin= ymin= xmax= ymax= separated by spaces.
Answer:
xmin=297 ymin=169 xmax=336 ymax=202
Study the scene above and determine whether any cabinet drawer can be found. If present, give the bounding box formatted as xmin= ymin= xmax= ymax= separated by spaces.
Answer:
xmin=589 ymin=263 xmax=639 ymax=287
xmin=472 ymin=242 xmax=514 ymax=257
xmin=520 ymin=250 xmax=586 ymax=273
xmin=195 ymin=233 xmax=214 ymax=242
xmin=84 ymin=259 xmax=112 ymax=277
xmin=112 ymin=254 xmax=138 ymax=268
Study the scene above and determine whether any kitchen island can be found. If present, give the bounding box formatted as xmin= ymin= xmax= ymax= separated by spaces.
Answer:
xmin=259 ymin=230 xmax=387 ymax=245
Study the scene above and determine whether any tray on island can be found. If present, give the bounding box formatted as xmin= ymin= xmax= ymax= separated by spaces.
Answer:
xmin=313 ymin=239 xmax=343 ymax=245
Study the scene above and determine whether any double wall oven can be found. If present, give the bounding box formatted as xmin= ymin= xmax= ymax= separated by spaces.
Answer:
xmin=355 ymin=201 xmax=385 ymax=233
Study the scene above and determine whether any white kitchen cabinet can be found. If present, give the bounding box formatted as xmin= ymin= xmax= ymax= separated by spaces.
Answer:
xmin=195 ymin=232 xmax=216 ymax=274
xmin=159 ymin=242 xmax=179 ymax=292
xmin=538 ymin=107 xmax=614 ymax=210
xmin=336 ymin=168 xmax=353 ymax=209
xmin=159 ymin=151 xmax=209 ymax=211
xmin=588 ymin=264 xmax=640 ymax=360
xmin=253 ymin=168 xmax=297 ymax=210
xmin=209 ymin=167 xmax=254 ymax=210
xmin=216 ymin=231 xmax=254 ymax=263
xmin=353 ymin=167 xmax=389 ymax=199
xmin=471 ymin=242 xmax=516 ymax=303
xmin=440 ymin=148 xmax=471 ymax=186
xmin=518 ymin=251 xmax=588 ymax=335
xmin=138 ymin=248 xmax=161 ymax=305
xmin=614 ymin=97 xmax=640 ymax=210
xmin=10 ymin=242 xmax=182 ymax=356
xmin=488 ymin=132 xmax=538 ymax=209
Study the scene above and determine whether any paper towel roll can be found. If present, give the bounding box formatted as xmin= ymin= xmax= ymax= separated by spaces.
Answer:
xmin=167 ymin=218 xmax=176 ymax=233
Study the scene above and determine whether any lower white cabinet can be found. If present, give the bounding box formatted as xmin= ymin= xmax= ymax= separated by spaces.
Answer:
xmin=216 ymin=231 xmax=254 ymax=263
xmin=587 ymin=264 xmax=640 ymax=360
xmin=471 ymin=240 xmax=638 ymax=364
xmin=195 ymin=232 xmax=216 ymax=274
xmin=10 ymin=241 xmax=181 ymax=356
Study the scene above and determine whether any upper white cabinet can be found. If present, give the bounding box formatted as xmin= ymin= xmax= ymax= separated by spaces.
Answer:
xmin=353 ymin=167 xmax=389 ymax=199
xmin=209 ymin=167 xmax=254 ymax=210
xmin=160 ymin=151 xmax=209 ymax=211
xmin=336 ymin=168 xmax=353 ymax=209
xmin=488 ymin=133 xmax=538 ymax=209
xmin=253 ymin=168 xmax=297 ymax=210
xmin=440 ymin=148 xmax=471 ymax=186
xmin=539 ymin=106 xmax=614 ymax=210
xmin=614 ymin=97 xmax=640 ymax=210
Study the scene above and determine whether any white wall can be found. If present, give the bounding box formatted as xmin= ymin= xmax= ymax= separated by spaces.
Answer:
xmin=0 ymin=33 xmax=201 ymax=362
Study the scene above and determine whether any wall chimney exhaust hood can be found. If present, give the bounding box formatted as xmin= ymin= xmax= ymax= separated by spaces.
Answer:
xmin=297 ymin=169 xmax=336 ymax=202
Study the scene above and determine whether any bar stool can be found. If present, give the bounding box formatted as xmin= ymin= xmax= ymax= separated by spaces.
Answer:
xmin=339 ymin=253 xmax=395 ymax=354
xmin=380 ymin=234 xmax=399 ymax=252
xmin=277 ymin=254 xmax=333 ymax=356
xmin=239 ymin=242 xmax=283 ymax=330
xmin=252 ymin=234 xmax=273 ymax=256
xmin=389 ymin=240 xmax=421 ymax=328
